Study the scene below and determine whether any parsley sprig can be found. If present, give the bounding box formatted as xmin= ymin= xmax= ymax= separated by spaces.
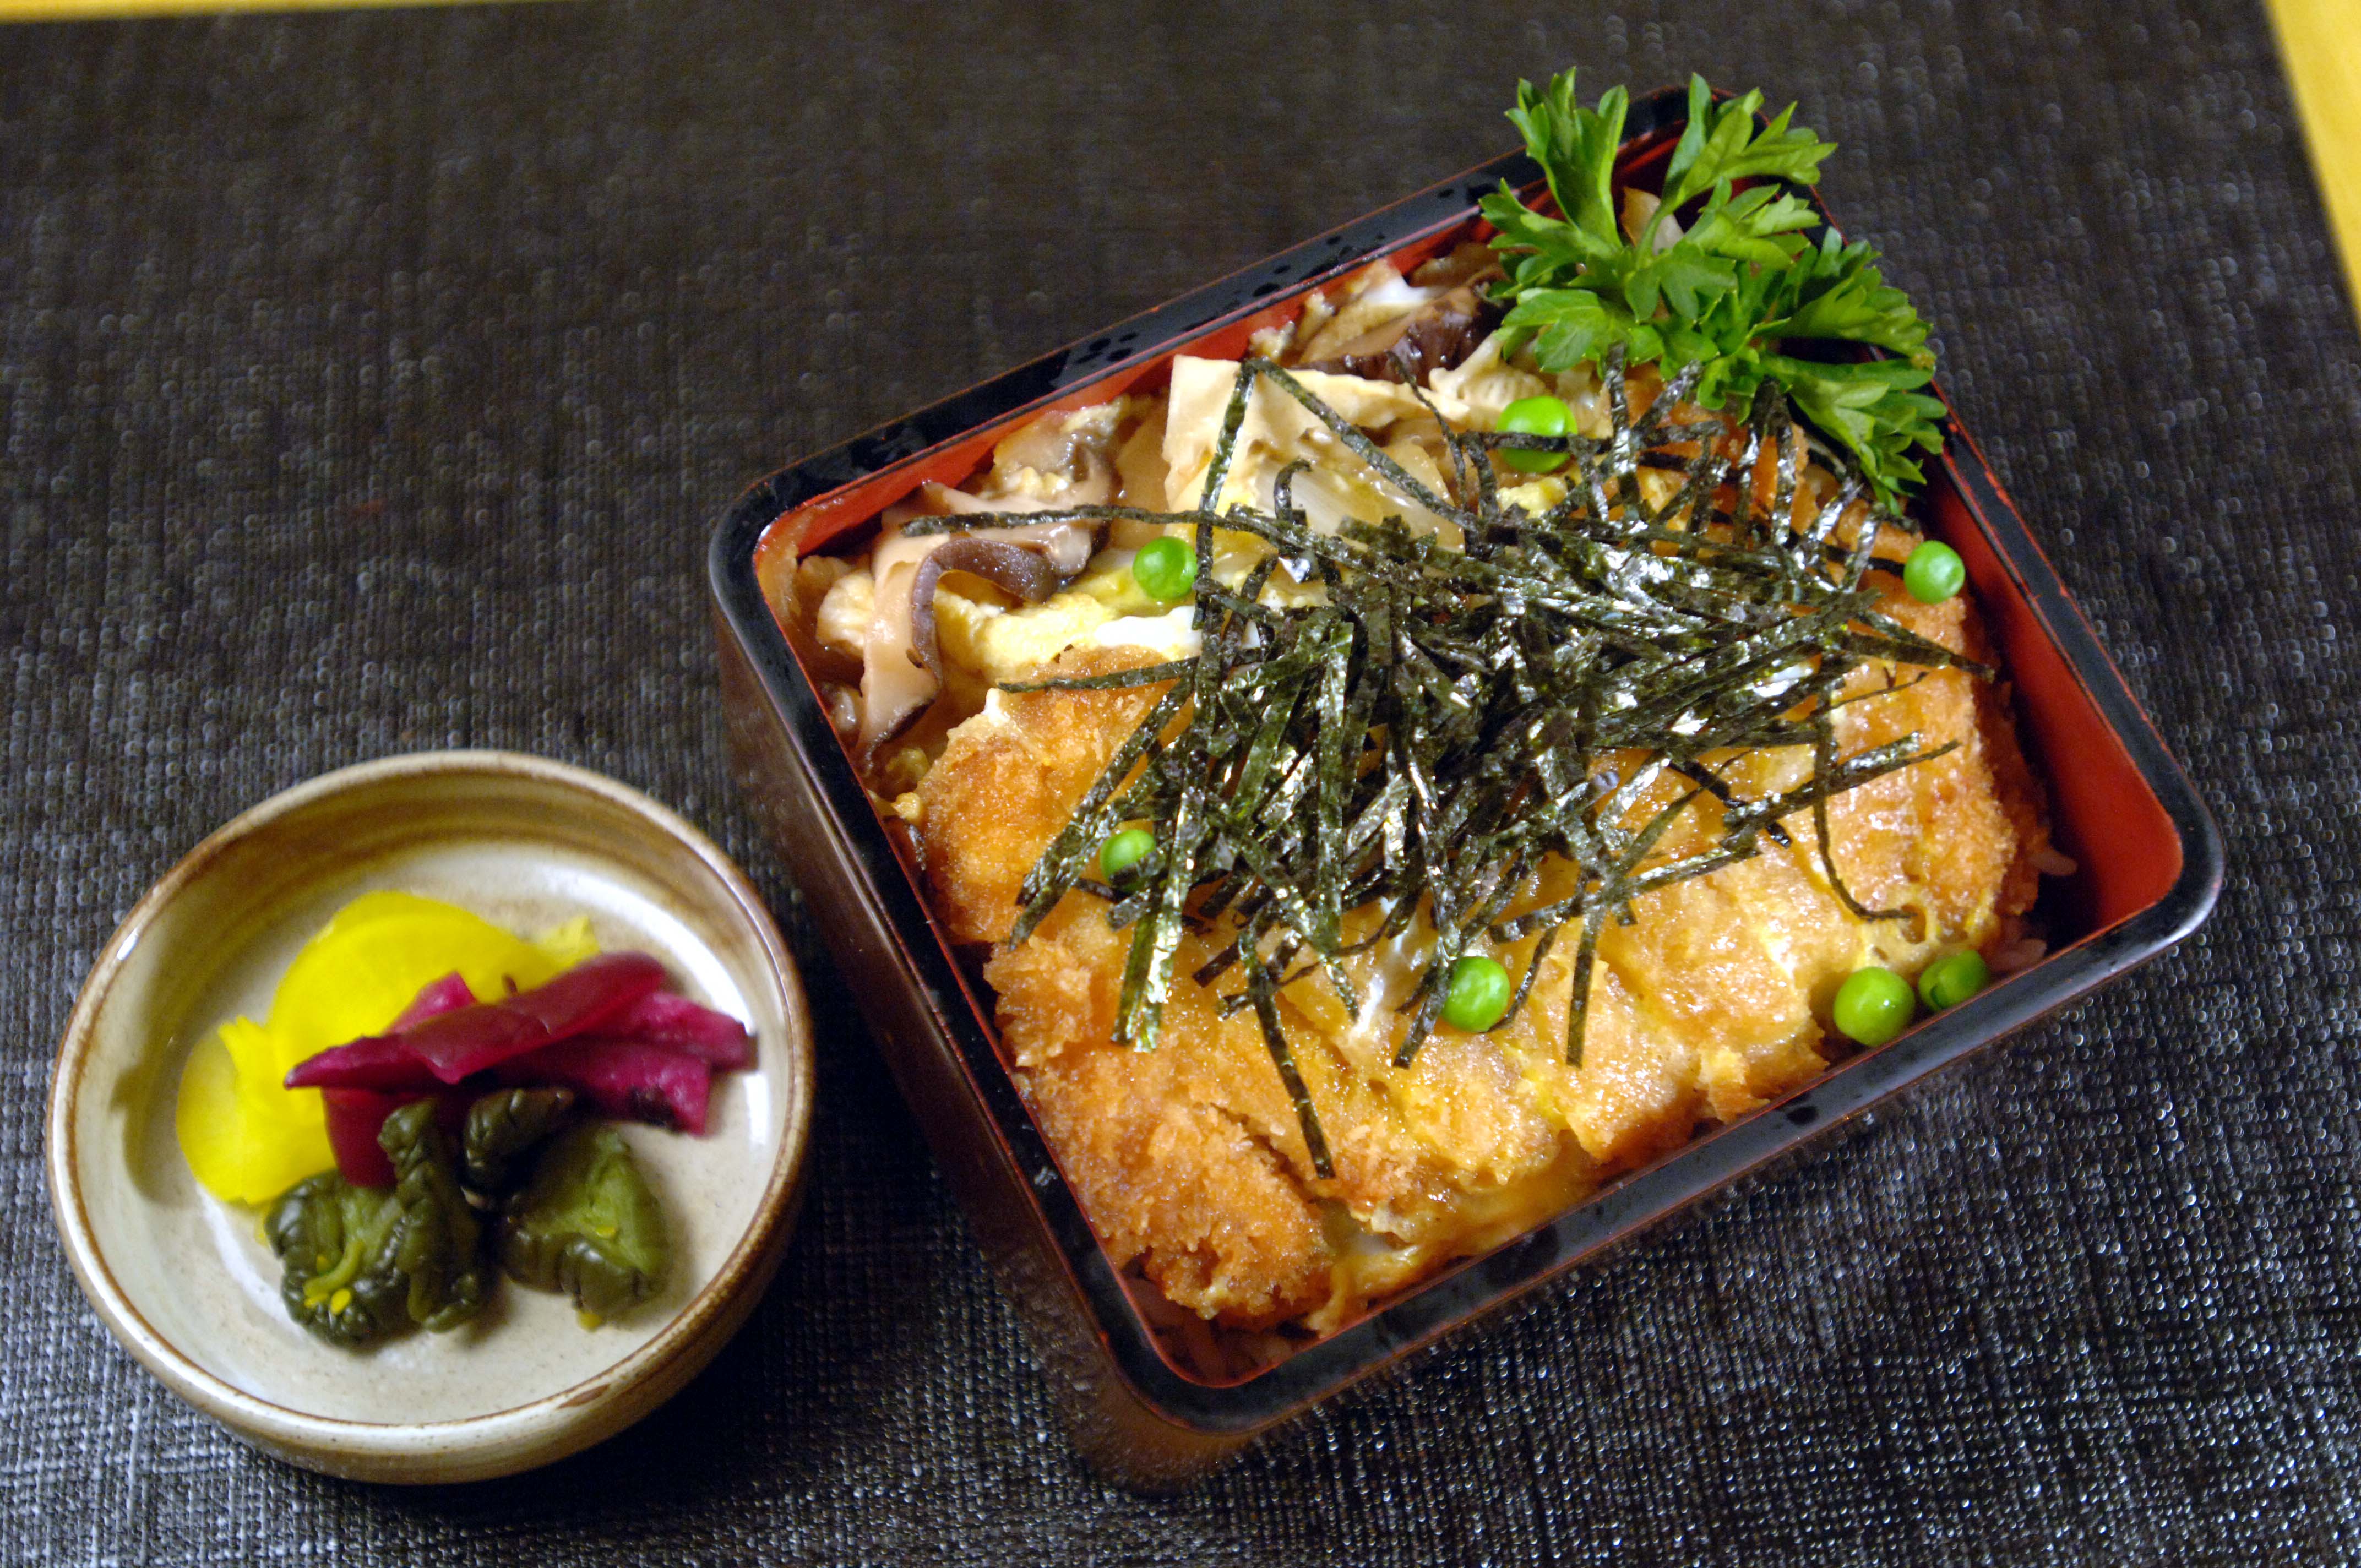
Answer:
xmin=1481 ymin=70 xmax=1946 ymax=502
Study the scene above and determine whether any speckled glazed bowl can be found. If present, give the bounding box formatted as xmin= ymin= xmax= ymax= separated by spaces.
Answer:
xmin=46 ymin=751 xmax=814 ymax=1484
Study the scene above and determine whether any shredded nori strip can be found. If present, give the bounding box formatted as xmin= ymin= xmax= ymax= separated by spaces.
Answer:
xmin=947 ymin=351 xmax=1980 ymax=1176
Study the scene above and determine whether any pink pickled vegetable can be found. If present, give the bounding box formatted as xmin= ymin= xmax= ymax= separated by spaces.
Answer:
xmin=602 ymin=990 xmax=753 ymax=1069
xmin=322 ymin=1090 xmax=405 ymax=1186
xmin=302 ymin=974 xmax=497 ymax=1140
xmin=492 ymin=1039 xmax=712 ymax=1135
xmin=287 ymin=952 xmax=667 ymax=1090
xmin=290 ymin=1036 xmax=443 ymax=1093
xmin=322 ymin=1087 xmax=469 ymax=1186
xmin=389 ymin=971 xmax=478 ymax=1029
xmin=287 ymin=956 xmax=743 ymax=1168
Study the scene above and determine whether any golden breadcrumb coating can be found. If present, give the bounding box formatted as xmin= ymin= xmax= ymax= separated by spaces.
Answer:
xmin=916 ymin=574 xmax=2047 ymax=1331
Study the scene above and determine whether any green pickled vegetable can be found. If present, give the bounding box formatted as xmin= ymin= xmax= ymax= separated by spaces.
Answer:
xmin=265 ymin=1098 xmax=489 ymax=1343
xmin=498 ymin=1122 xmax=668 ymax=1323
xmin=461 ymin=1086 xmax=578 ymax=1195
xmin=380 ymin=1098 xmax=491 ymax=1332
xmin=265 ymin=1173 xmax=407 ymax=1345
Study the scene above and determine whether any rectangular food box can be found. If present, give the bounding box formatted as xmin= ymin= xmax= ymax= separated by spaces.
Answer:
xmin=709 ymin=84 xmax=2223 ymax=1486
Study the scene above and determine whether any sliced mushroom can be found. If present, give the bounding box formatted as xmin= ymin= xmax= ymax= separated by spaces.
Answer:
xmin=988 ymin=402 xmax=1125 ymax=487
xmin=819 ymin=681 xmax=859 ymax=738
xmin=918 ymin=489 xmax=1105 ymax=562
xmin=1410 ymin=240 xmax=1506 ymax=291
xmin=846 ymin=408 xmax=1128 ymax=770
xmin=856 ymin=565 xmax=938 ymax=764
xmin=853 ymin=515 xmax=1097 ymax=763
xmin=908 ymin=539 xmax=1069 ymax=683
xmin=1299 ymin=283 xmax=1501 ymax=383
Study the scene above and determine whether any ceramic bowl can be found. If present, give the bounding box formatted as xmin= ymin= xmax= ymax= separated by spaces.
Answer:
xmin=46 ymin=750 xmax=814 ymax=1484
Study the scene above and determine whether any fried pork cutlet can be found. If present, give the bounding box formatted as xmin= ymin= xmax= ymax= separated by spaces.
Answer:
xmin=916 ymin=573 xmax=2047 ymax=1333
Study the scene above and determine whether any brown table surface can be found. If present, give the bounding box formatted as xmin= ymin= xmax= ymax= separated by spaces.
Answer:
xmin=4 ymin=2 xmax=2354 ymax=1562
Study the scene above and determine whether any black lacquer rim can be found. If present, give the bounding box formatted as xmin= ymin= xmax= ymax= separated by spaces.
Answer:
xmin=709 ymin=85 xmax=2224 ymax=1435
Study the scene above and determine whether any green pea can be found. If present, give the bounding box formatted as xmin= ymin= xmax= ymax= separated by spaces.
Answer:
xmin=1918 ymin=950 xmax=1990 ymax=1011
xmin=1131 ymin=537 xmax=1197 ymax=602
xmin=1497 ymin=395 xmax=1574 ymax=474
xmin=1441 ymin=955 xmax=1513 ymax=1032
xmin=1831 ymin=966 xmax=1914 ymax=1047
xmin=1902 ymin=540 xmax=1966 ymax=603
xmin=1099 ymin=827 xmax=1156 ymax=884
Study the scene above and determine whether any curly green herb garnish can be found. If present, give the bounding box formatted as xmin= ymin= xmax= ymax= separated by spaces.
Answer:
xmin=1481 ymin=69 xmax=1944 ymax=503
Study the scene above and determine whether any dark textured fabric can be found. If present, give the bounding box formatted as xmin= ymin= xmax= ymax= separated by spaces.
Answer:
xmin=2 ymin=1 xmax=2353 ymax=1561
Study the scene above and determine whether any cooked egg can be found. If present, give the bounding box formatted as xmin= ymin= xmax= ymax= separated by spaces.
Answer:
xmin=1091 ymin=606 xmax=1203 ymax=660
xmin=813 ymin=568 xmax=874 ymax=662
xmin=1161 ymin=356 xmax=1467 ymax=541
xmin=932 ymin=551 xmax=1161 ymax=687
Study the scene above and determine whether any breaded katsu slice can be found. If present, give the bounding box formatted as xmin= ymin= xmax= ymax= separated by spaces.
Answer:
xmin=915 ymin=574 xmax=2047 ymax=1330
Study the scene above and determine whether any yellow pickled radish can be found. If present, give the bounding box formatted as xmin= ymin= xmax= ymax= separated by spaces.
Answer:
xmin=263 ymin=891 xmax=584 ymax=1065
xmin=177 ymin=1021 xmax=331 ymax=1206
xmin=174 ymin=892 xmax=602 ymax=1206
xmin=530 ymin=915 xmax=599 ymax=974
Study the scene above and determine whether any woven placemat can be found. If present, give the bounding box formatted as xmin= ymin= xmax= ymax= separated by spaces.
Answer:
xmin=3 ymin=2 xmax=2353 ymax=1561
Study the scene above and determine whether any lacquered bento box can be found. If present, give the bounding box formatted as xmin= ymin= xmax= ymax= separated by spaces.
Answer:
xmin=709 ymin=84 xmax=2223 ymax=1487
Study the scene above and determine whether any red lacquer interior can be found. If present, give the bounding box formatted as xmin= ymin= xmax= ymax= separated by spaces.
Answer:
xmin=1922 ymin=471 xmax=2182 ymax=933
